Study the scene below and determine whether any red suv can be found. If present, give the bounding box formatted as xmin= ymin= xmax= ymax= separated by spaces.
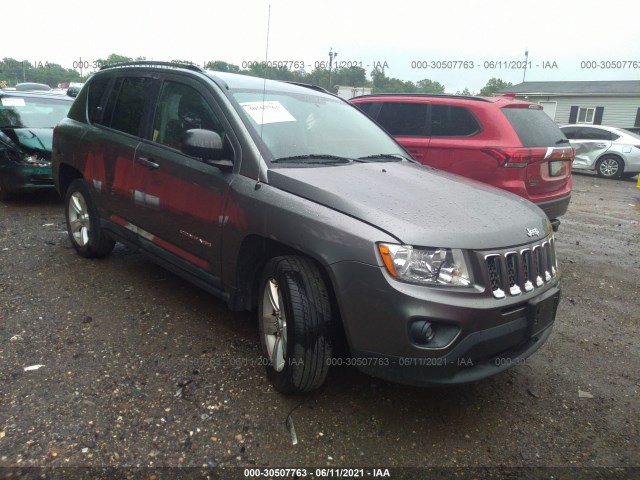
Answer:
xmin=351 ymin=94 xmax=573 ymax=230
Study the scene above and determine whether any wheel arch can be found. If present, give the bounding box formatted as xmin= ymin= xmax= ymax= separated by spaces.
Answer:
xmin=597 ymin=153 xmax=625 ymax=168
xmin=57 ymin=163 xmax=84 ymax=198
xmin=230 ymin=234 xmax=345 ymax=337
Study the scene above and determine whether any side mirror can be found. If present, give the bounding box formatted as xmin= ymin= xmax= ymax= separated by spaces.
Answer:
xmin=181 ymin=129 xmax=232 ymax=171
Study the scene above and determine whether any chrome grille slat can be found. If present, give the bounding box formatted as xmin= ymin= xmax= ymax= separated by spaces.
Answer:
xmin=484 ymin=237 xmax=558 ymax=299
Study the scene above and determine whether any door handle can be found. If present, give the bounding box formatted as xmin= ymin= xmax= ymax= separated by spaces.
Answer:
xmin=136 ymin=157 xmax=160 ymax=169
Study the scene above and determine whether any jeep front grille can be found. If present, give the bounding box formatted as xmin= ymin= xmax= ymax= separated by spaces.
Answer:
xmin=484 ymin=237 xmax=557 ymax=299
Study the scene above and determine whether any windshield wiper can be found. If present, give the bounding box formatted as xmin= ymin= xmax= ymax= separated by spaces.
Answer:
xmin=272 ymin=154 xmax=353 ymax=164
xmin=356 ymin=153 xmax=406 ymax=162
xmin=556 ymin=139 xmax=570 ymax=145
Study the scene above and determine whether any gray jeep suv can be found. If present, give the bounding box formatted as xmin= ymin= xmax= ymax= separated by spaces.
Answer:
xmin=52 ymin=62 xmax=561 ymax=393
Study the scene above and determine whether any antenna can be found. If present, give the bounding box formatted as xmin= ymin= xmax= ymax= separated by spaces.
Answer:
xmin=256 ymin=4 xmax=271 ymax=190
xmin=260 ymin=5 xmax=271 ymax=134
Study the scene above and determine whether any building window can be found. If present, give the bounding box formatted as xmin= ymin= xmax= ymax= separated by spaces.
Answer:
xmin=577 ymin=107 xmax=595 ymax=124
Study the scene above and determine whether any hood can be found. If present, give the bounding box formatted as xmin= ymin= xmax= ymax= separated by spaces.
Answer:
xmin=0 ymin=127 xmax=53 ymax=156
xmin=267 ymin=162 xmax=551 ymax=250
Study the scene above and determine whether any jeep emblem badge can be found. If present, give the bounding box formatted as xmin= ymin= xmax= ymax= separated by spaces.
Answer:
xmin=527 ymin=227 xmax=540 ymax=238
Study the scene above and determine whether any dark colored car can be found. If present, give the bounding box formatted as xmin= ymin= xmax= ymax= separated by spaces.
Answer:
xmin=0 ymin=90 xmax=74 ymax=199
xmin=52 ymin=62 xmax=561 ymax=393
xmin=350 ymin=94 xmax=574 ymax=231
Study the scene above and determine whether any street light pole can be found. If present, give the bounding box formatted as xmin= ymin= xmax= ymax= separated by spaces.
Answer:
xmin=523 ymin=48 xmax=529 ymax=83
xmin=328 ymin=48 xmax=338 ymax=90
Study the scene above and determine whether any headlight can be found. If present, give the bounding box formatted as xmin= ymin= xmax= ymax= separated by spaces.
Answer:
xmin=10 ymin=152 xmax=51 ymax=168
xmin=22 ymin=154 xmax=51 ymax=168
xmin=377 ymin=243 xmax=471 ymax=287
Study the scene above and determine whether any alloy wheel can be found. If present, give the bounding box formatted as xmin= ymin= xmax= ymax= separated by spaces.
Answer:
xmin=68 ymin=191 xmax=91 ymax=247
xmin=261 ymin=278 xmax=288 ymax=372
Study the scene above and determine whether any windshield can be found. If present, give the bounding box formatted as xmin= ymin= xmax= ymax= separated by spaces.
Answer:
xmin=230 ymin=88 xmax=408 ymax=163
xmin=0 ymin=96 xmax=72 ymax=129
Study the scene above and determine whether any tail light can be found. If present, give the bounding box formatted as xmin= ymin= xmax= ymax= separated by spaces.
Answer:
xmin=482 ymin=146 xmax=574 ymax=168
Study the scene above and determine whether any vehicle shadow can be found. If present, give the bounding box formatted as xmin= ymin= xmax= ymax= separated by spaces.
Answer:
xmin=572 ymin=170 xmax=638 ymax=182
xmin=1 ymin=189 xmax=63 ymax=206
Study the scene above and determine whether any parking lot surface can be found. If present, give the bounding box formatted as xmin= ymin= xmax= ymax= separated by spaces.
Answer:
xmin=1 ymin=172 xmax=638 ymax=478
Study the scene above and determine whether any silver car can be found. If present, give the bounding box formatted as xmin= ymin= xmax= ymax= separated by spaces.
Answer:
xmin=560 ymin=124 xmax=640 ymax=179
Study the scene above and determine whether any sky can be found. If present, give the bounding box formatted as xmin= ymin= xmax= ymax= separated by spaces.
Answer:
xmin=5 ymin=0 xmax=640 ymax=93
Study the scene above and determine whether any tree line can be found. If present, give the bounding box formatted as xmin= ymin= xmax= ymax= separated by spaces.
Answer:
xmin=1 ymin=54 xmax=512 ymax=96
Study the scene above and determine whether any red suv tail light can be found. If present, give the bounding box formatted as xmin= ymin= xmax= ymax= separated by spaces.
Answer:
xmin=483 ymin=146 xmax=574 ymax=168
xmin=482 ymin=147 xmax=548 ymax=168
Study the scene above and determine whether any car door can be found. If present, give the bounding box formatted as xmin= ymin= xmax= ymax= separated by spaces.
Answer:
xmin=86 ymin=74 xmax=156 ymax=221
xmin=374 ymin=102 xmax=430 ymax=162
xmin=422 ymin=104 xmax=484 ymax=176
xmin=566 ymin=126 xmax=613 ymax=169
xmin=128 ymin=75 xmax=236 ymax=279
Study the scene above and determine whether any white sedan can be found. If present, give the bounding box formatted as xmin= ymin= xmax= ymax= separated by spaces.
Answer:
xmin=560 ymin=124 xmax=640 ymax=179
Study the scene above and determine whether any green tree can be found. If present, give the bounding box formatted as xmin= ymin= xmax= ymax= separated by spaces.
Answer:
xmin=306 ymin=67 xmax=330 ymax=89
xmin=479 ymin=78 xmax=512 ymax=97
xmin=243 ymin=64 xmax=306 ymax=82
xmin=0 ymin=58 xmax=80 ymax=87
xmin=455 ymin=87 xmax=473 ymax=96
xmin=95 ymin=54 xmax=134 ymax=68
xmin=205 ymin=61 xmax=241 ymax=73
xmin=416 ymin=79 xmax=445 ymax=93
xmin=371 ymin=68 xmax=428 ymax=93
xmin=332 ymin=66 xmax=367 ymax=87
xmin=28 ymin=63 xmax=81 ymax=86
xmin=1 ymin=58 xmax=30 ymax=85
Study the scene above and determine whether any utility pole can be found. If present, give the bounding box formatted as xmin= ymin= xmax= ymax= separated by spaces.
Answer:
xmin=523 ymin=48 xmax=529 ymax=83
xmin=328 ymin=48 xmax=338 ymax=90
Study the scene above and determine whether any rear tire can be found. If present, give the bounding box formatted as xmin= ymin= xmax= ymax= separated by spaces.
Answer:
xmin=258 ymin=256 xmax=333 ymax=394
xmin=596 ymin=156 xmax=623 ymax=179
xmin=64 ymin=179 xmax=115 ymax=258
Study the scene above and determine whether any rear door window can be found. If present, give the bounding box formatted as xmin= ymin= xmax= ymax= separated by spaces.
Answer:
xmin=561 ymin=126 xmax=579 ymax=140
xmin=101 ymin=77 xmax=154 ymax=136
xmin=579 ymin=127 xmax=616 ymax=141
xmin=354 ymin=102 xmax=374 ymax=117
xmin=501 ymin=107 xmax=567 ymax=147
xmin=376 ymin=102 xmax=428 ymax=136
xmin=430 ymin=105 xmax=480 ymax=137
xmin=87 ymin=77 xmax=111 ymax=124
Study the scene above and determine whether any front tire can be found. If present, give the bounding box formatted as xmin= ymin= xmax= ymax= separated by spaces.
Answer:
xmin=258 ymin=256 xmax=333 ymax=394
xmin=596 ymin=156 xmax=623 ymax=179
xmin=64 ymin=179 xmax=115 ymax=258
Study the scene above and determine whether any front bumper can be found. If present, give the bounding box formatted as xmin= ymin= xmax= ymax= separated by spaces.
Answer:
xmin=329 ymin=257 xmax=560 ymax=386
xmin=0 ymin=165 xmax=55 ymax=193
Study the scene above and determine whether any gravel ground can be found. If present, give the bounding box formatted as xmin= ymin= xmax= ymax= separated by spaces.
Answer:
xmin=0 ymin=172 xmax=639 ymax=479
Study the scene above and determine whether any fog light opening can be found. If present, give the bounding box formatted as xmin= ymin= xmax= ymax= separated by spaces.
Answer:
xmin=410 ymin=320 xmax=436 ymax=345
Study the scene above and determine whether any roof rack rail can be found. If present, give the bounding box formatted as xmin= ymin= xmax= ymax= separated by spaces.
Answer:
xmin=283 ymin=81 xmax=331 ymax=94
xmin=100 ymin=61 xmax=205 ymax=73
xmin=352 ymin=92 xmax=492 ymax=103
